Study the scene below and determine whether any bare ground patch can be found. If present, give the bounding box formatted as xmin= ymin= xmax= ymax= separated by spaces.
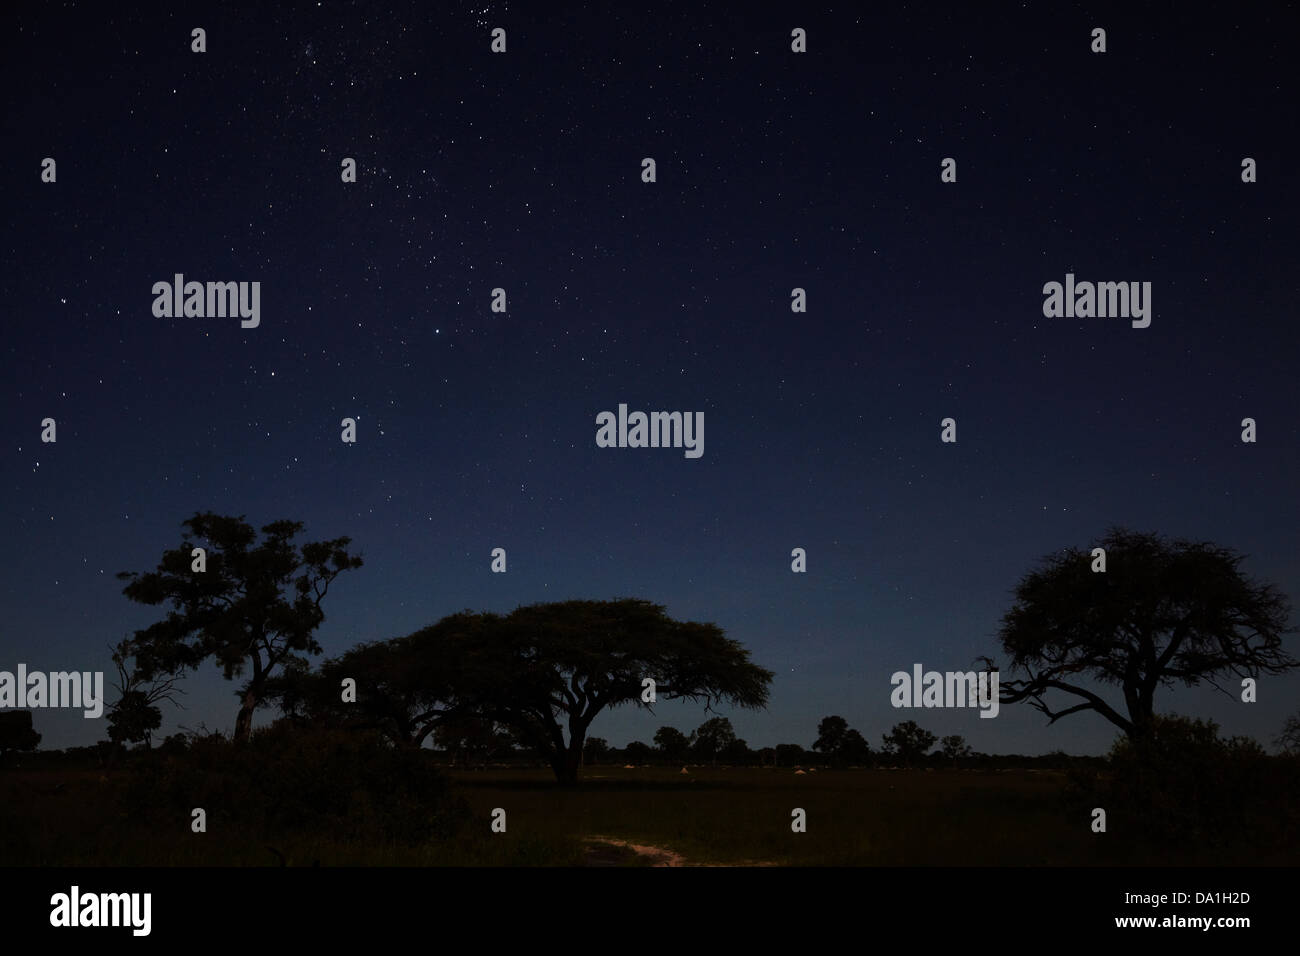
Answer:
xmin=582 ymin=835 xmax=775 ymax=867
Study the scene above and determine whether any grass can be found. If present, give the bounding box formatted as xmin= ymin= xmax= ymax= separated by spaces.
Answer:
xmin=452 ymin=766 xmax=1102 ymax=866
xmin=2 ymin=764 xmax=1292 ymax=866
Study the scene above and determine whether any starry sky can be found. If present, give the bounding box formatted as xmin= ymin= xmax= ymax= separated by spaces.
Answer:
xmin=4 ymin=0 xmax=1298 ymax=755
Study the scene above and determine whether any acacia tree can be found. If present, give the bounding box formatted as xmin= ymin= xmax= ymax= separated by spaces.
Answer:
xmin=993 ymin=528 xmax=1295 ymax=741
xmin=496 ymin=600 xmax=772 ymax=783
xmin=117 ymin=512 xmax=362 ymax=744
xmin=306 ymin=599 xmax=774 ymax=785
xmin=435 ymin=716 xmax=517 ymax=767
xmin=268 ymin=612 xmax=494 ymax=747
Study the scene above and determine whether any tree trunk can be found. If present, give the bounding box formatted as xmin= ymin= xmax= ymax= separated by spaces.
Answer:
xmin=551 ymin=735 xmax=585 ymax=786
xmin=1128 ymin=713 xmax=1155 ymax=741
xmin=235 ymin=649 xmax=267 ymax=745
xmin=234 ymin=687 xmax=259 ymax=744
xmin=1126 ymin=687 xmax=1156 ymax=740
xmin=551 ymin=751 xmax=580 ymax=786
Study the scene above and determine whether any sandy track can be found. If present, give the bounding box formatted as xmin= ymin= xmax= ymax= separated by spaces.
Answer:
xmin=582 ymin=836 xmax=775 ymax=867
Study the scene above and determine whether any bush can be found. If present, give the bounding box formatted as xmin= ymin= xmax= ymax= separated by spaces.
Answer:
xmin=125 ymin=720 xmax=471 ymax=847
xmin=1070 ymin=715 xmax=1300 ymax=859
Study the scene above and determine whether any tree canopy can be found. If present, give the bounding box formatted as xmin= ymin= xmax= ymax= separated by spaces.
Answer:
xmin=813 ymin=715 xmax=872 ymax=766
xmin=691 ymin=716 xmax=737 ymax=765
xmin=654 ymin=725 xmax=692 ymax=762
xmin=813 ymin=715 xmax=850 ymax=754
xmin=940 ymin=734 xmax=973 ymax=761
xmin=117 ymin=512 xmax=362 ymax=743
xmin=279 ymin=598 xmax=773 ymax=784
xmin=106 ymin=637 xmax=184 ymax=749
xmin=994 ymin=527 xmax=1295 ymax=739
xmin=881 ymin=720 xmax=937 ymax=765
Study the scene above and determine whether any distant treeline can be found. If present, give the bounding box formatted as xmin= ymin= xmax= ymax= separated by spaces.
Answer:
xmin=5 ymin=731 xmax=1109 ymax=773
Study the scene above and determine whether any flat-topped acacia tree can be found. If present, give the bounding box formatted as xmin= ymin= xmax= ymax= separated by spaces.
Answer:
xmin=117 ymin=512 xmax=362 ymax=744
xmin=993 ymin=527 xmax=1295 ymax=741
xmin=291 ymin=599 xmax=774 ymax=785
xmin=479 ymin=599 xmax=773 ymax=784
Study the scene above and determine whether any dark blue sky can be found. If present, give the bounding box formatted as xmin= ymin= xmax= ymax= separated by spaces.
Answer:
xmin=4 ymin=1 xmax=1298 ymax=755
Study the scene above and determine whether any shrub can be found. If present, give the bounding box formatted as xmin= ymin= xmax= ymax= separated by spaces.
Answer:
xmin=125 ymin=720 xmax=470 ymax=846
xmin=1070 ymin=715 xmax=1300 ymax=858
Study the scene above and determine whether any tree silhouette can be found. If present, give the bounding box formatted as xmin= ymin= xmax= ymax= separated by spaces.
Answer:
xmin=117 ymin=512 xmax=362 ymax=743
xmin=881 ymin=720 xmax=937 ymax=766
xmin=993 ymin=527 xmax=1295 ymax=740
xmin=106 ymin=691 xmax=162 ymax=749
xmin=294 ymin=599 xmax=772 ymax=784
xmin=691 ymin=716 xmax=737 ymax=765
xmin=271 ymin=632 xmax=459 ymax=747
xmin=623 ymin=741 xmax=653 ymax=764
xmin=774 ymin=743 xmax=807 ymax=766
xmin=813 ymin=715 xmax=873 ymax=766
xmin=839 ymin=729 xmax=872 ymax=765
xmin=1277 ymin=712 xmax=1300 ymax=756
xmin=106 ymin=638 xmax=184 ymax=749
xmin=719 ymin=735 xmax=753 ymax=765
xmin=0 ymin=711 xmax=40 ymax=767
xmin=940 ymin=734 xmax=972 ymax=762
xmin=813 ymin=715 xmax=850 ymax=755
xmin=434 ymin=716 xmax=516 ymax=767
xmin=654 ymin=725 xmax=692 ymax=762
xmin=484 ymin=600 xmax=769 ymax=783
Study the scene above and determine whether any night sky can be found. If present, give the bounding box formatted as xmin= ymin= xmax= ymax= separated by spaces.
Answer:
xmin=5 ymin=1 xmax=1297 ymax=756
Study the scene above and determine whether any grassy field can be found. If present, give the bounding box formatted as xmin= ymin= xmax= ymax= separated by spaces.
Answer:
xmin=0 ymin=764 xmax=1122 ymax=866
xmin=451 ymin=766 xmax=1114 ymax=866
xmin=5 ymin=762 xmax=1295 ymax=866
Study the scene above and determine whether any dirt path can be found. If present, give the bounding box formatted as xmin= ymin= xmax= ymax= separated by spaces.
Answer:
xmin=583 ymin=836 xmax=688 ymax=866
xmin=582 ymin=836 xmax=775 ymax=867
